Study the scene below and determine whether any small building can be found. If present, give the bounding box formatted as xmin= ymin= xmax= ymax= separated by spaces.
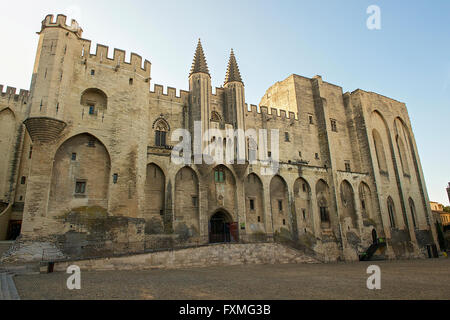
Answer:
xmin=430 ymin=202 xmax=450 ymax=231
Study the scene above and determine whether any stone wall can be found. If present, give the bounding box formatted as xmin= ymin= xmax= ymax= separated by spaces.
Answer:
xmin=52 ymin=243 xmax=320 ymax=272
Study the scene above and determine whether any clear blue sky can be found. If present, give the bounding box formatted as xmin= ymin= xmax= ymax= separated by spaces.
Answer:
xmin=0 ymin=0 xmax=449 ymax=205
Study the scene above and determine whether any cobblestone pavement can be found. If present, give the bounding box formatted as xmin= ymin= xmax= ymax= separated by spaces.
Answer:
xmin=13 ymin=259 xmax=450 ymax=300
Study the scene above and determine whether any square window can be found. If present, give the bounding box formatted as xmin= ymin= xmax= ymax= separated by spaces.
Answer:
xmin=71 ymin=153 xmax=77 ymax=161
xmin=345 ymin=162 xmax=351 ymax=172
xmin=88 ymin=140 xmax=95 ymax=147
xmin=90 ymin=69 xmax=95 ymax=76
xmin=75 ymin=181 xmax=86 ymax=194
xmin=89 ymin=105 xmax=95 ymax=115
xmin=315 ymin=153 xmax=320 ymax=160
xmin=192 ymin=196 xmax=198 ymax=207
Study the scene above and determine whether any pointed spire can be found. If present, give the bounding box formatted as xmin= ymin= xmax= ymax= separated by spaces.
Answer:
xmin=224 ymin=49 xmax=243 ymax=85
xmin=190 ymin=39 xmax=210 ymax=76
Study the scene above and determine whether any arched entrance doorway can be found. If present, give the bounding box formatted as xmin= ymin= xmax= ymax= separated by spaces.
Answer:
xmin=209 ymin=211 xmax=233 ymax=243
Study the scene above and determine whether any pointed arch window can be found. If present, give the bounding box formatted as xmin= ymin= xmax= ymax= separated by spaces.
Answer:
xmin=387 ymin=197 xmax=396 ymax=228
xmin=409 ymin=198 xmax=418 ymax=229
xmin=211 ymin=111 xmax=222 ymax=123
xmin=154 ymin=119 xmax=169 ymax=147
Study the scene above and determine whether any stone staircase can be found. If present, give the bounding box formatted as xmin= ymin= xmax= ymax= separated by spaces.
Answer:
xmin=50 ymin=242 xmax=322 ymax=272
xmin=0 ymin=272 xmax=20 ymax=300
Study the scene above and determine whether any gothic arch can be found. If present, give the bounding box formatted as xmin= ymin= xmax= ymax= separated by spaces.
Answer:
xmin=372 ymin=129 xmax=388 ymax=175
xmin=211 ymin=110 xmax=222 ymax=122
xmin=270 ymin=175 xmax=289 ymax=233
xmin=144 ymin=163 xmax=166 ymax=233
xmin=294 ymin=177 xmax=313 ymax=233
xmin=408 ymin=197 xmax=418 ymax=229
xmin=152 ymin=118 xmax=170 ymax=147
xmin=152 ymin=117 xmax=170 ymax=131
xmin=387 ymin=196 xmax=397 ymax=229
xmin=316 ymin=179 xmax=332 ymax=229
xmin=80 ymin=88 xmax=108 ymax=112
xmin=340 ymin=180 xmax=358 ymax=229
xmin=209 ymin=165 xmax=236 ymax=217
xmin=396 ymin=134 xmax=410 ymax=176
xmin=359 ymin=182 xmax=373 ymax=220
xmin=394 ymin=116 xmax=429 ymax=226
xmin=174 ymin=166 xmax=200 ymax=236
xmin=48 ymin=133 xmax=111 ymax=216
xmin=244 ymin=173 xmax=265 ymax=231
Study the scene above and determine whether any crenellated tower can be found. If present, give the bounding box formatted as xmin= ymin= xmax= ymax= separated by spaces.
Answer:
xmin=188 ymin=39 xmax=212 ymax=154
xmin=24 ymin=14 xmax=84 ymax=142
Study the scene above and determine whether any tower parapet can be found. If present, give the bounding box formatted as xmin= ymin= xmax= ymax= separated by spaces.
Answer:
xmin=79 ymin=42 xmax=151 ymax=79
xmin=0 ymin=85 xmax=29 ymax=102
xmin=40 ymin=14 xmax=83 ymax=38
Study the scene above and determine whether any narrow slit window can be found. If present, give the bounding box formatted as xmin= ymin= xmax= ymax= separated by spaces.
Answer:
xmin=250 ymin=199 xmax=255 ymax=211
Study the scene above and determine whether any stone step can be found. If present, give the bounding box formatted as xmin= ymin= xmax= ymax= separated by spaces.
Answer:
xmin=0 ymin=273 xmax=10 ymax=300
xmin=0 ymin=263 xmax=40 ymax=275
xmin=6 ymin=274 xmax=20 ymax=300
xmin=0 ymin=273 xmax=20 ymax=300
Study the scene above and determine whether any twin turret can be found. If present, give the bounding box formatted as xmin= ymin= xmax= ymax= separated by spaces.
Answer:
xmin=188 ymin=39 xmax=246 ymax=152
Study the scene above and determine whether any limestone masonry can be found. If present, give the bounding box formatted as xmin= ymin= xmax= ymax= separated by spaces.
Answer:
xmin=0 ymin=14 xmax=440 ymax=262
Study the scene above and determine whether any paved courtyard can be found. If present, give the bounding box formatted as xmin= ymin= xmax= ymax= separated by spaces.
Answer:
xmin=13 ymin=259 xmax=450 ymax=300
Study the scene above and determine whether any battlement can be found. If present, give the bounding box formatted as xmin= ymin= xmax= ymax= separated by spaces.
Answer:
xmin=0 ymin=85 xmax=30 ymax=102
xmin=40 ymin=14 xmax=83 ymax=38
xmin=350 ymin=88 xmax=405 ymax=105
xmin=80 ymin=40 xmax=151 ymax=78
xmin=212 ymin=87 xmax=225 ymax=97
xmin=246 ymin=103 xmax=298 ymax=120
xmin=150 ymin=84 xmax=190 ymax=104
